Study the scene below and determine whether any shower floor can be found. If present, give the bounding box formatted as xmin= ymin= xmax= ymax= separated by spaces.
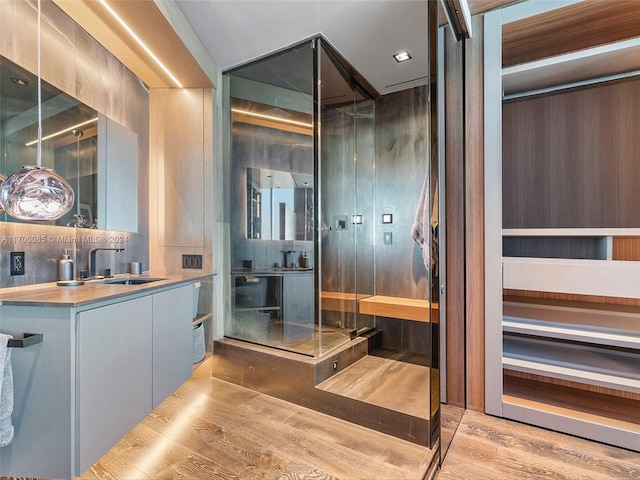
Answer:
xmin=316 ymin=347 xmax=432 ymax=419
xmin=268 ymin=324 xmax=352 ymax=356
xmin=231 ymin=315 xmax=352 ymax=357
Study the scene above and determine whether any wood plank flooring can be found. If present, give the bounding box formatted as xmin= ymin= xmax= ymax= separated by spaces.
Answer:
xmin=439 ymin=410 xmax=640 ymax=479
xmin=79 ymin=367 xmax=433 ymax=479
xmin=77 ymin=359 xmax=640 ymax=480
xmin=316 ymin=349 xmax=430 ymax=419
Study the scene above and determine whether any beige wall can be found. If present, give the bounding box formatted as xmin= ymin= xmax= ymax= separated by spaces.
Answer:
xmin=148 ymin=88 xmax=214 ymax=274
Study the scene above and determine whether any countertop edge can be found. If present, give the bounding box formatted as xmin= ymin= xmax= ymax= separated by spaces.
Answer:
xmin=0 ymin=272 xmax=214 ymax=308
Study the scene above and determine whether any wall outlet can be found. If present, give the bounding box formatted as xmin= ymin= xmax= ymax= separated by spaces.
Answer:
xmin=10 ymin=251 xmax=25 ymax=276
xmin=182 ymin=254 xmax=203 ymax=269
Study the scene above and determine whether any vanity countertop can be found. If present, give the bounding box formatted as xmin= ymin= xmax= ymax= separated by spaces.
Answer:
xmin=0 ymin=271 xmax=213 ymax=308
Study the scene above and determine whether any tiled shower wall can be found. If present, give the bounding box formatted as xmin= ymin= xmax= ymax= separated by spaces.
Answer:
xmin=0 ymin=223 xmax=148 ymax=288
xmin=374 ymin=85 xmax=433 ymax=354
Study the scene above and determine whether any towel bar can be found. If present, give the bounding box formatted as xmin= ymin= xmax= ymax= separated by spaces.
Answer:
xmin=6 ymin=333 xmax=43 ymax=348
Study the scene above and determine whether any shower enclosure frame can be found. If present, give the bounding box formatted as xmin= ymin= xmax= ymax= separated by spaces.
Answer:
xmin=224 ymin=36 xmax=379 ymax=359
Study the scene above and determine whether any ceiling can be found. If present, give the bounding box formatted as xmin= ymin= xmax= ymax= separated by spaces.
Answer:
xmin=174 ymin=0 xmax=431 ymax=96
xmin=54 ymin=0 xmax=516 ymax=92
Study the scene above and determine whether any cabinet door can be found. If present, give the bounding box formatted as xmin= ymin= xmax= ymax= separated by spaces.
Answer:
xmin=152 ymin=285 xmax=193 ymax=408
xmin=76 ymin=296 xmax=153 ymax=473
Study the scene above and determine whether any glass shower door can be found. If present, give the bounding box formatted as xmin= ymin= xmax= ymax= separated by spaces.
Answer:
xmin=226 ymin=41 xmax=317 ymax=355
xmin=316 ymin=39 xmax=375 ymax=357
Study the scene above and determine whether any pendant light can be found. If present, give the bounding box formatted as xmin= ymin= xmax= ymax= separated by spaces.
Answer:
xmin=0 ymin=0 xmax=74 ymax=221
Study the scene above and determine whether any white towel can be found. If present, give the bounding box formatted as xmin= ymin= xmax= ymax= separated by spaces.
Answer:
xmin=411 ymin=167 xmax=439 ymax=273
xmin=0 ymin=333 xmax=14 ymax=447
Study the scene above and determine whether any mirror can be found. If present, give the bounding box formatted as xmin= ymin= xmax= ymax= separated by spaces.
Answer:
xmin=246 ymin=167 xmax=313 ymax=240
xmin=0 ymin=55 xmax=137 ymax=232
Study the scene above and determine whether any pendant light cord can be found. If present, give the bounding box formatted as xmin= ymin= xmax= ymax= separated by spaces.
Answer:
xmin=36 ymin=0 xmax=42 ymax=168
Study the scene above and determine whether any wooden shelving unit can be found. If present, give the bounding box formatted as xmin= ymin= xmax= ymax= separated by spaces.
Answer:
xmin=489 ymin=0 xmax=640 ymax=454
xmin=502 ymin=231 xmax=640 ymax=451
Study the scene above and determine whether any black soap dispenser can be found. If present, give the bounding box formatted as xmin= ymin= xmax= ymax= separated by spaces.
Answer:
xmin=299 ymin=252 xmax=308 ymax=269
xmin=57 ymin=249 xmax=74 ymax=281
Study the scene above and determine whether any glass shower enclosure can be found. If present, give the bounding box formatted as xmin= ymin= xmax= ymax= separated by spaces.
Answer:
xmin=225 ymin=37 xmax=377 ymax=358
xmin=221 ymin=4 xmax=439 ymax=455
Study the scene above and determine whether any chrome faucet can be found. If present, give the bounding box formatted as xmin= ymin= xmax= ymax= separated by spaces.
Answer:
xmin=89 ymin=247 xmax=124 ymax=277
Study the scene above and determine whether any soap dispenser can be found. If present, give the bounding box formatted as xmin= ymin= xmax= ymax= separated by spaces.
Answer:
xmin=300 ymin=252 xmax=308 ymax=269
xmin=58 ymin=249 xmax=74 ymax=281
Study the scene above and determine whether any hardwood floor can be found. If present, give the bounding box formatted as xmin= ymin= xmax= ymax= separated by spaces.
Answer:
xmin=78 ymin=360 xmax=640 ymax=480
xmin=79 ymin=364 xmax=434 ymax=479
xmin=439 ymin=410 xmax=640 ymax=479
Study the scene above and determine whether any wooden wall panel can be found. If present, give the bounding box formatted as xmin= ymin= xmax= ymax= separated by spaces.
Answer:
xmin=504 ymin=290 xmax=640 ymax=308
xmin=150 ymin=88 xmax=214 ymax=273
xmin=503 ymin=78 xmax=640 ymax=229
xmin=465 ymin=15 xmax=486 ymax=413
xmin=444 ymin=28 xmax=466 ymax=408
xmin=612 ymin=237 xmax=640 ymax=261
xmin=503 ymin=0 xmax=640 ymax=67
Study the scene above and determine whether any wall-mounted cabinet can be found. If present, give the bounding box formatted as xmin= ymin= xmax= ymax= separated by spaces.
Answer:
xmin=485 ymin=1 xmax=640 ymax=453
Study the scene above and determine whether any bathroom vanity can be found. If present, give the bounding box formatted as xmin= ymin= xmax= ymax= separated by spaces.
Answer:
xmin=0 ymin=273 xmax=211 ymax=479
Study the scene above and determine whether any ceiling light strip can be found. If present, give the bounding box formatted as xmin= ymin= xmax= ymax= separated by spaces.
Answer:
xmin=99 ymin=0 xmax=183 ymax=88
xmin=231 ymin=108 xmax=313 ymax=128
xmin=25 ymin=117 xmax=99 ymax=146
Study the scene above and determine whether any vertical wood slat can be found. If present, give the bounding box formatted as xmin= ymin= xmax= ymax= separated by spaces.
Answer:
xmin=465 ymin=15 xmax=486 ymax=413
xmin=444 ymin=26 xmax=466 ymax=409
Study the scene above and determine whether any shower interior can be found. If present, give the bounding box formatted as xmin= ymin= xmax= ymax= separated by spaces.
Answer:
xmin=222 ymin=34 xmax=439 ymax=452
xmin=226 ymin=38 xmax=378 ymax=358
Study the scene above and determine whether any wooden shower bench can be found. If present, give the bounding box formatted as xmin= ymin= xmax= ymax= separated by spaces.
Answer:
xmin=321 ymin=292 xmax=438 ymax=323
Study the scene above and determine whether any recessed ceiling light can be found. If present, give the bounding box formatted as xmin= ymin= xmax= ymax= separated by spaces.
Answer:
xmin=393 ymin=51 xmax=412 ymax=63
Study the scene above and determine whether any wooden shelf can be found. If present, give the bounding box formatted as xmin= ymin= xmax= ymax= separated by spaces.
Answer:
xmin=503 ymin=228 xmax=640 ymax=237
xmin=502 ymin=394 xmax=640 ymax=436
xmin=503 ymin=335 xmax=640 ymax=394
xmin=505 ymin=371 xmax=640 ymax=428
xmin=503 ymin=301 xmax=640 ymax=350
xmin=359 ymin=295 xmax=437 ymax=323
xmin=502 ymin=37 xmax=640 ymax=98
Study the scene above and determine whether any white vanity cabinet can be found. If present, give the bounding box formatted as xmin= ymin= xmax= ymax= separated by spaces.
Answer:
xmin=0 ymin=281 xmax=197 ymax=479
xmin=76 ymin=296 xmax=153 ymax=474
xmin=151 ymin=285 xmax=193 ymax=408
